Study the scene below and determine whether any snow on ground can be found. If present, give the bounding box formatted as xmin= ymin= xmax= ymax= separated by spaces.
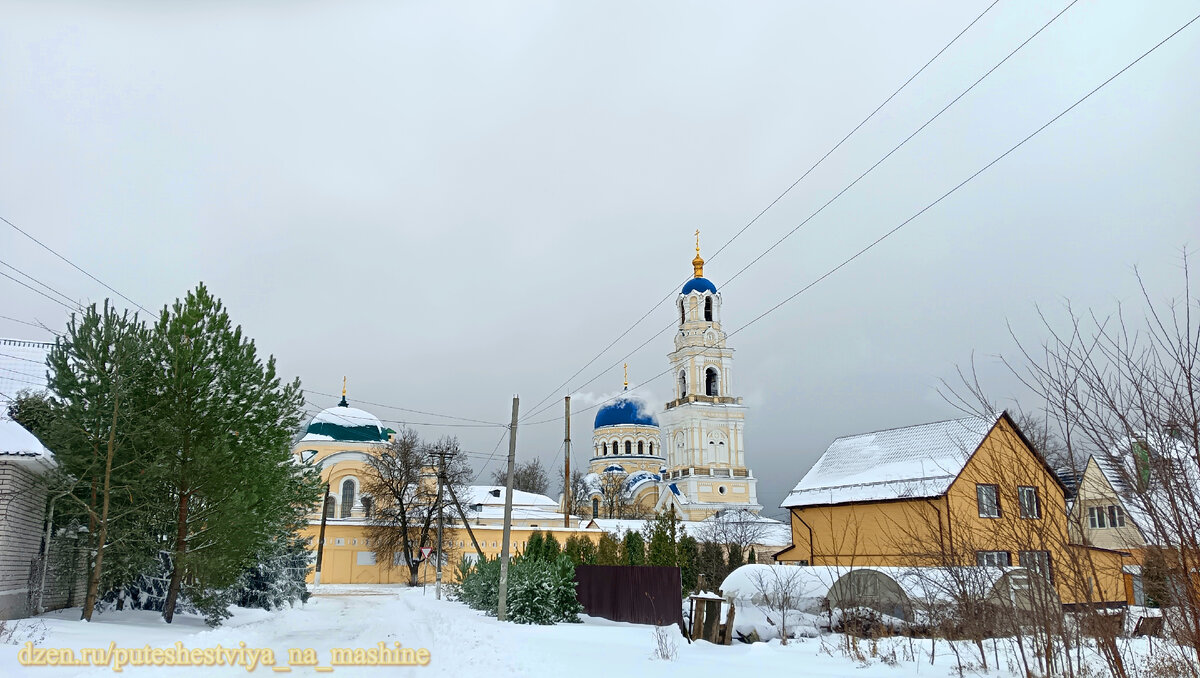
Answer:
xmin=0 ymin=585 xmax=1170 ymax=678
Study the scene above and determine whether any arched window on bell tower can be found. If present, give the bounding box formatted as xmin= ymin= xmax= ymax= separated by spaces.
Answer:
xmin=679 ymin=370 xmax=687 ymax=397
xmin=706 ymin=367 xmax=719 ymax=397
xmin=704 ymin=296 xmax=713 ymax=321
xmin=680 ymin=299 xmax=686 ymax=324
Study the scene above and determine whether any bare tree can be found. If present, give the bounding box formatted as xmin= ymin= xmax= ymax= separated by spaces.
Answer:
xmin=994 ymin=255 xmax=1200 ymax=665
xmin=695 ymin=508 xmax=771 ymax=562
xmin=490 ymin=457 xmax=549 ymax=495
xmin=362 ymin=430 xmax=472 ymax=585
xmin=748 ymin=566 xmax=809 ymax=645
xmin=594 ymin=470 xmax=653 ymax=519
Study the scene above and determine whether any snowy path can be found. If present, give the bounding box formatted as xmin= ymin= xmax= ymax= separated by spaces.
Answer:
xmin=1 ymin=585 xmax=954 ymax=677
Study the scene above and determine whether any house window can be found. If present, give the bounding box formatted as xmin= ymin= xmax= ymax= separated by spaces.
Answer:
xmin=1018 ymin=486 xmax=1041 ymax=519
xmin=976 ymin=484 xmax=1001 ymax=518
xmin=356 ymin=551 xmax=376 ymax=566
xmin=323 ymin=495 xmax=336 ymax=519
xmin=1109 ymin=505 xmax=1125 ymax=527
xmin=976 ymin=550 xmax=1011 ymax=567
xmin=340 ymin=479 xmax=356 ymax=518
xmin=1019 ymin=550 xmax=1053 ymax=581
xmin=1088 ymin=505 xmax=1125 ymax=528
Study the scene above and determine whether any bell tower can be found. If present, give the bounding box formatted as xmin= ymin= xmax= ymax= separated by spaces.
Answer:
xmin=658 ymin=233 xmax=760 ymax=518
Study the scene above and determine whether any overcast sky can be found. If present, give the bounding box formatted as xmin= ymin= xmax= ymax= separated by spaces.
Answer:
xmin=2 ymin=1 xmax=1198 ymax=517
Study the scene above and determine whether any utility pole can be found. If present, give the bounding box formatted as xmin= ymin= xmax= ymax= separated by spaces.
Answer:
xmin=497 ymin=395 xmax=519 ymax=622
xmin=433 ymin=448 xmax=448 ymax=600
xmin=563 ymin=396 xmax=571 ymax=528
xmin=314 ymin=482 xmax=330 ymax=585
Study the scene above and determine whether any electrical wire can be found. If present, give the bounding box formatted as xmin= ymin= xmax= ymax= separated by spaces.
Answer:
xmin=1 ymin=214 xmax=150 ymax=314
xmin=518 ymin=0 xmax=1005 ymax=422
xmin=521 ymin=0 xmax=1086 ymax=424
xmin=524 ymin=8 xmax=1200 ymax=425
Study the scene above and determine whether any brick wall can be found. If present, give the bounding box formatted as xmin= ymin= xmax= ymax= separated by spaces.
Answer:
xmin=0 ymin=461 xmax=48 ymax=620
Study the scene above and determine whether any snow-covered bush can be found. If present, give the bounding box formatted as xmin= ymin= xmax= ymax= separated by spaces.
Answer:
xmin=230 ymin=538 xmax=312 ymax=611
xmin=455 ymin=549 xmax=582 ymax=625
xmin=506 ymin=554 xmax=583 ymax=625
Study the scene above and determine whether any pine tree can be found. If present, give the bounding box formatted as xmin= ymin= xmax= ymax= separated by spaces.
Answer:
xmin=44 ymin=302 xmax=160 ymax=621
xmin=747 ymin=547 xmax=757 ymax=564
xmin=150 ymin=284 xmax=312 ymax=623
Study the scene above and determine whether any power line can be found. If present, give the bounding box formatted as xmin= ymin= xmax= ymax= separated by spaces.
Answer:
xmin=305 ymin=389 xmax=504 ymax=427
xmin=0 ymin=258 xmax=82 ymax=309
xmin=525 ymin=7 xmax=1200 ymax=425
xmin=0 ymin=314 xmax=59 ymax=336
xmin=0 ymin=269 xmax=78 ymax=311
xmin=1 ymin=214 xmax=150 ymax=314
xmin=471 ymin=428 xmax=511 ymax=483
xmin=300 ymin=399 xmax=501 ymax=429
xmin=522 ymin=0 xmax=1083 ymax=423
xmin=518 ymin=0 xmax=1004 ymax=421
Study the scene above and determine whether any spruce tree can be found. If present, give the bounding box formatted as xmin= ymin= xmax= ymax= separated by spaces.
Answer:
xmin=620 ymin=530 xmax=645 ymax=566
xmin=596 ymin=533 xmax=620 ymax=565
xmin=678 ymin=534 xmax=699 ymax=592
xmin=150 ymin=284 xmax=311 ymax=623
xmin=747 ymin=548 xmax=757 ymax=564
xmin=725 ymin=542 xmax=746 ymax=577
xmin=644 ymin=507 xmax=682 ymax=567
xmin=696 ymin=541 xmax=726 ymax=590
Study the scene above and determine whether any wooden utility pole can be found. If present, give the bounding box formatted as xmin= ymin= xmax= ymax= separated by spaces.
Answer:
xmin=433 ymin=449 xmax=447 ymax=600
xmin=314 ymin=482 xmax=330 ymax=585
xmin=497 ymin=396 xmax=519 ymax=622
xmin=563 ymin=396 xmax=571 ymax=528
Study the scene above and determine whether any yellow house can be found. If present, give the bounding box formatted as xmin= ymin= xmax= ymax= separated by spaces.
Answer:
xmin=775 ymin=412 xmax=1127 ymax=607
xmin=293 ymin=393 xmax=603 ymax=585
xmin=1066 ymin=455 xmax=1155 ymax=604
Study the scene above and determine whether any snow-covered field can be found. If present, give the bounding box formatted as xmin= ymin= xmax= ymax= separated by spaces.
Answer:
xmin=0 ymin=585 xmax=1174 ymax=677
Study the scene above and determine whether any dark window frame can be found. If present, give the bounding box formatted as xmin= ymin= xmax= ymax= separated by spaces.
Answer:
xmin=975 ymin=550 xmax=1011 ymax=567
xmin=1018 ymin=485 xmax=1042 ymax=519
xmin=976 ymin=483 xmax=1001 ymax=518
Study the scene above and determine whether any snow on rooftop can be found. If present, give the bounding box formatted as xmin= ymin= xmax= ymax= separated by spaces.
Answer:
xmin=462 ymin=485 xmax=559 ymax=508
xmin=0 ymin=337 xmax=52 ymax=401
xmin=0 ymin=418 xmax=56 ymax=469
xmin=782 ymin=415 xmax=998 ymax=508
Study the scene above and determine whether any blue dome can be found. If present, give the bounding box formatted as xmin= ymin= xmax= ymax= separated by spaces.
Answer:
xmin=682 ymin=277 xmax=717 ymax=294
xmin=593 ymin=397 xmax=658 ymax=429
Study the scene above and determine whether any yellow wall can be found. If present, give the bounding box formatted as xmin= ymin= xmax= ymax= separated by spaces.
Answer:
xmin=779 ymin=416 xmax=1127 ymax=605
xmin=301 ymin=523 xmax=605 ymax=585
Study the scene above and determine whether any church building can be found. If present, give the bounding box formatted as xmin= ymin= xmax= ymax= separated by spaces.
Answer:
xmin=584 ymin=236 xmax=761 ymax=521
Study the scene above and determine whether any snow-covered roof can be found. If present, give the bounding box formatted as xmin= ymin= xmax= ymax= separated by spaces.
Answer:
xmin=1091 ymin=455 xmax=1153 ymax=539
xmin=0 ymin=338 xmax=52 ymax=401
xmin=0 ymin=418 xmax=56 ymax=471
xmin=462 ymin=485 xmax=559 ymax=508
xmin=300 ymin=404 xmax=388 ymax=443
xmin=589 ymin=515 xmax=791 ymax=546
xmin=782 ymin=415 xmax=998 ymax=508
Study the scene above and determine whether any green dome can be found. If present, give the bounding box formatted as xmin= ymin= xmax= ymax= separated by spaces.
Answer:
xmin=302 ymin=404 xmax=388 ymax=442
